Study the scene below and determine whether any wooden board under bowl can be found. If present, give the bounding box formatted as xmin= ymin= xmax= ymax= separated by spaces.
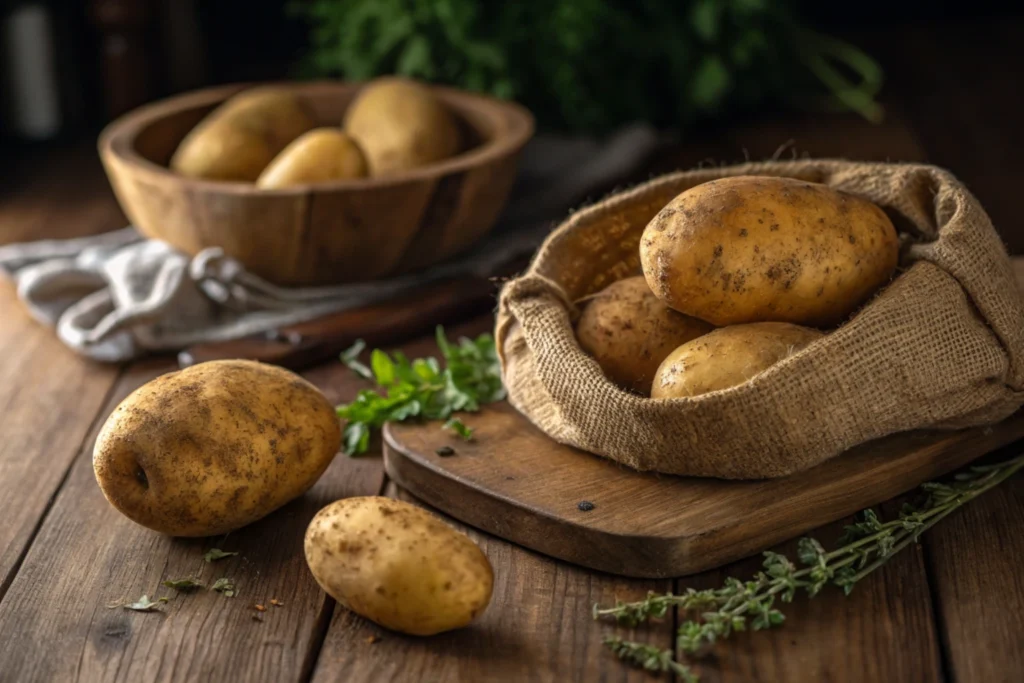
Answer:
xmin=383 ymin=401 xmax=1024 ymax=578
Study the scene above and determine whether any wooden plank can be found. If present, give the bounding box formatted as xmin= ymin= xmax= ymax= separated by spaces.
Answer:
xmin=0 ymin=357 xmax=383 ymax=683
xmin=0 ymin=275 xmax=121 ymax=600
xmin=0 ymin=143 xmax=126 ymax=245
xmin=384 ymin=400 xmax=1024 ymax=578
xmin=310 ymin=483 xmax=673 ymax=683
xmin=924 ymin=448 xmax=1024 ymax=683
xmin=686 ymin=500 xmax=944 ymax=683
xmin=0 ymin=142 xmax=129 ymax=596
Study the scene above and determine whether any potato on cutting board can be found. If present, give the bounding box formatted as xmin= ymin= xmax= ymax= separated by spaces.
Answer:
xmin=651 ymin=322 xmax=824 ymax=399
xmin=305 ymin=497 xmax=493 ymax=636
xmin=640 ymin=175 xmax=899 ymax=327
xmin=256 ymin=128 xmax=369 ymax=188
xmin=576 ymin=276 xmax=713 ymax=393
xmin=170 ymin=87 xmax=316 ymax=181
xmin=343 ymin=77 xmax=461 ymax=176
xmin=92 ymin=360 xmax=341 ymax=536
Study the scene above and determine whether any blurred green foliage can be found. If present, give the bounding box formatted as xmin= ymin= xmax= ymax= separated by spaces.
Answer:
xmin=291 ymin=0 xmax=883 ymax=132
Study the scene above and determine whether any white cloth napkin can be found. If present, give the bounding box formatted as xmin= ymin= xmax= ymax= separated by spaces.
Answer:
xmin=0 ymin=126 xmax=662 ymax=361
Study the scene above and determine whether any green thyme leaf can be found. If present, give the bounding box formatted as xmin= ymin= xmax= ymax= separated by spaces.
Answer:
xmin=444 ymin=418 xmax=474 ymax=441
xmin=203 ymin=548 xmax=238 ymax=563
xmin=211 ymin=578 xmax=237 ymax=598
xmin=336 ymin=327 xmax=504 ymax=455
xmin=162 ymin=578 xmax=204 ymax=591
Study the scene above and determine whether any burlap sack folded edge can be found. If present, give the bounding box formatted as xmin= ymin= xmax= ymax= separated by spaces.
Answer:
xmin=496 ymin=160 xmax=1024 ymax=479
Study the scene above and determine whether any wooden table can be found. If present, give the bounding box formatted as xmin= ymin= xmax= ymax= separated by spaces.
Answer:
xmin=2 ymin=18 xmax=1023 ymax=682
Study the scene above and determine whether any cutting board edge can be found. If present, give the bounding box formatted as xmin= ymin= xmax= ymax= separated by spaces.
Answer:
xmin=384 ymin=411 xmax=1024 ymax=578
xmin=383 ymin=429 xmax=689 ymax=578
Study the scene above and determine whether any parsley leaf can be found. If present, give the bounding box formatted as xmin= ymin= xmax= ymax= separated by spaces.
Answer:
xmin=125 ymin=595 xmax=162 ymax=612
xmin=211 ymin=578 xmax=237 ymax=598
xmin=203 ymin=548 xmax=238 ymax=563
xmin=336 ymin=326 xmax=505 ymax=455
xmin=444 ymin=418 xmax=474 ymax=441
xmin=162 ymin=578 xmax=204 ymax=591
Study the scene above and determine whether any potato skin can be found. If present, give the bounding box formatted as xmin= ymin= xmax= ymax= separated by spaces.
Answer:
xmin=171 ymin=88 xmax=316 ymax=181
xmin=305 ymin=497 xmax=493 ymax=636
xmin=256 ymin=128 xmax=368 ymax=188
xmin=652 ymin=322 xmax=823 ymax=399
xmin=576 ymin=276 xmax=713 ymax=393
xmin=92 ymin=360 xmax=341 ymax=536
xmin=343 ymin=77 xmax=461 ymax=176
xmin=640 ymin=176 xmax=899 ymax=327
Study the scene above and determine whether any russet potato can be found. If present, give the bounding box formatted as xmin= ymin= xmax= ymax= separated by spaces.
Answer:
xmin=92 ymin=360 xmax=341 ymax=536
xmin=651 ymin=322 xmax=824 ymax=399
xmin=256 ymin=128 xmax=369 ymax=188
xmin=640 ymin=175 xmax=899 ymax=327
xmin=576 ymin=276 xmax=713 ymax=393
xmin=343 ymin=77 xmax=461 ymax=176
xmin=170 ymin=87 xmax=316 ymax=181
xmin=305 ymin=497 xmax=493 ymax=636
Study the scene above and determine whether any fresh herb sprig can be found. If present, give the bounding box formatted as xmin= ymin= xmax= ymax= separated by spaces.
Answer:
xmin=595 ymin=453 xmax=1024 ymax=680
xmin=336 ymin=327 xmax=505 ymax=455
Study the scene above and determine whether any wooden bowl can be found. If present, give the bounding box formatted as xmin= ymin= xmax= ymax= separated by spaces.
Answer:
xmin=99 ymin=81 xmax=534 ymax=286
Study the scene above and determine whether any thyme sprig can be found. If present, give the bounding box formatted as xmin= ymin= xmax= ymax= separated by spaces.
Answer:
xmin=595 ymin=453 xmax=1024 ymax=679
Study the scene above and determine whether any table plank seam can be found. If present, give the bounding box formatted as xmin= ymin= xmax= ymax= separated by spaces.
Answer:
xmin=301 ymin=467 xmax=392 ymax=681
xmin=921 ymin=541 xmax=954 ymax=683
xmin=0 ymin=364 xmax=127 ymax=606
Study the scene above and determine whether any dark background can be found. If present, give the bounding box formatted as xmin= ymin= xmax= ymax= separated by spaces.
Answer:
xmin=1 ymin=1 xmax=1022 ymax=249
xmin=1 ymin=0 xmax=1021 ymax=144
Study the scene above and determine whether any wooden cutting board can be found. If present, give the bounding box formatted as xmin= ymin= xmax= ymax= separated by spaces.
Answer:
xmin=383 ymin=401 xmax=1024 ymax=578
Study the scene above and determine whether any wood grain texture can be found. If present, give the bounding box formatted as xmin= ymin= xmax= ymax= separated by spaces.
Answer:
xmin=99 ymin=81 xmax=533 ymax=286
xmin=0 ymin=164 xmax=126 ymax=598
xmin=0 ymin=297 xmax=120 ymax=597
xmin=924 ymin=449 xmax=1024 ymax=683
xmin=0 ymin=358 xmax=384 ymax=683
xmin=310 ymin=483 xmax=672 ymax=683
xmin=384 ymin=401 xmax=1024 ymax=578
xmin=0 ymin=143 xmax=126 ymax=246
xmin=686 ymin=500 xmax=944 ymax=683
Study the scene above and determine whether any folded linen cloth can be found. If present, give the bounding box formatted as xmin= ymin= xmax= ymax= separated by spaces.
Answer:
xmin=0 ymin=126 xmax=662 ymax=362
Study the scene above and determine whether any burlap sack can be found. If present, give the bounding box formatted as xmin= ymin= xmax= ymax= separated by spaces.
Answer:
xmin=496 ymin=160 xmax=1024 ymax=479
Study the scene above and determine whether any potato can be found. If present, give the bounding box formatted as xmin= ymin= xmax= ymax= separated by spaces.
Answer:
xmin=305 ymin=497 xmax=493 ymax=636
xmin=651 ymin=322 xmax=824 ymax=399
xmin=92 ymin=360 xmax=341 ymax=536
xmin=343 ymin=77 xmax=461 ymax=176
xmin=640 ymin=175 xmax=899 ymax=327
xmin=170 ymin=87 xmax=316 ymax=181
xmin=256 ymin=128 xmax=369 ymax=188
xmin=576 ymin=276 xmax=713 ymax=393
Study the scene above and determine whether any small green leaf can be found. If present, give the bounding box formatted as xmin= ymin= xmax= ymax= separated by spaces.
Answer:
xmin=343 ymin=422 xmax=371 ymax=456
xmin=370 ymin=349 xmax=396 ymax=386
xmin=690 ymin=55 xmax=732 ymax=109
xmin=444 ymin=417 xmax=474 ymax=441
xmin=797 ymin=537 xmax=826 ymax=566
xmin=203 ymin=548 xmax=238 ymax=563
xmin=341 ymin=340 xmax=373 ymax=380
xmin=690 ymin=0 xmax=721 ymax=42
xmin=211 ymin=578 xmax=237 ymax=598
xmin=162 ymin=578 xmax=204 ymax=591
xmin=124 ymin=595 xmax=162 ymax=612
